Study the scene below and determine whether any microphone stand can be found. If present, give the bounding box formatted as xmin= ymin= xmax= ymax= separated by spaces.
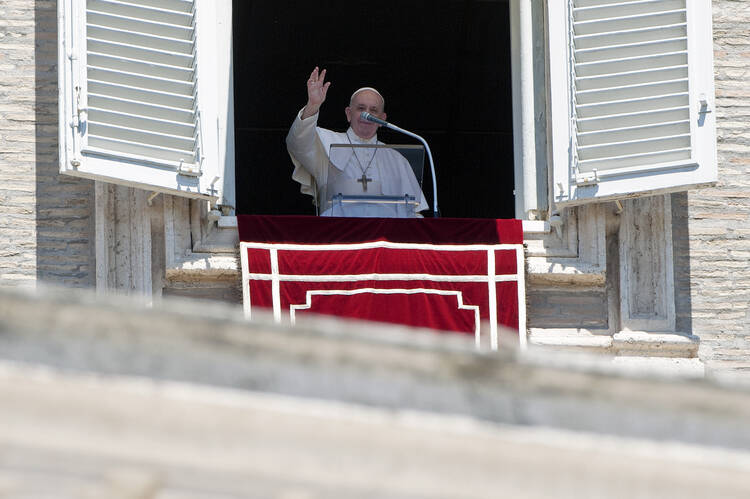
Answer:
xmin=362 ymin=113 xmax=439 ymax=218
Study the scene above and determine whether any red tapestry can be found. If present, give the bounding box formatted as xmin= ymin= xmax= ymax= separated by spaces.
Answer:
xmin=238 ymin=215 xmax=525 ymax=349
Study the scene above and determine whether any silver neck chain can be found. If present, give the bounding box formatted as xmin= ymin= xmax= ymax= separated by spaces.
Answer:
xmin=346 ymin=130 xmax=378 ymax=175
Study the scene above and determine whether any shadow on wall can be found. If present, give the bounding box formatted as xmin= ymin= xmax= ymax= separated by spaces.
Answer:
xmin=671 ymin=191 xmax=693 ymax=335
xmin=35 ymin=0 xmax=96 ymax=287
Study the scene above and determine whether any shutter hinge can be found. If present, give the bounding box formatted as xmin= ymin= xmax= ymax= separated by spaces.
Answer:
xmin=555 ymin=182 xmax=568 ymax=202
xmin=699 ymin=93 xmax=712 ymax=114
xmin=177 ymin=160 xmax=201 ymax=177
xmin=549 ymin=212 xmax=563 ymax=239
xmin=615 ymin=200 xmax=624 ymax=214
xmin=208 ymin=176 xmax=220 ymax=197
xmin=575 ymin=169 xmax=599 ymax=186
xmin=70 ymin=85 xmax=87 ymax=130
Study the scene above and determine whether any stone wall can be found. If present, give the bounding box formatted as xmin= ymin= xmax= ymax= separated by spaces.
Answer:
xmin=687 ymin=0 xmax=750 ymax=377
xmin=527 ymin=286 xmax=608 ymax=329
xmin=0 ymin=0 xmax=95 ymax=288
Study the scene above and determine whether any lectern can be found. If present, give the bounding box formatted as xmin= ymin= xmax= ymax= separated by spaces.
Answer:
xmin=318 ymin=143 xmax=425 ymax=218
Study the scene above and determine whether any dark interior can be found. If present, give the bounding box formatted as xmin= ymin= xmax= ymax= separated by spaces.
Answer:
xmin=233 ymin=0 xmax=514 ymax=218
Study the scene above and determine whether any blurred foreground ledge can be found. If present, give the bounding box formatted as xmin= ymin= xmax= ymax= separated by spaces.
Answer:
xmin=1 ymin=285 xmax=750 ymax=498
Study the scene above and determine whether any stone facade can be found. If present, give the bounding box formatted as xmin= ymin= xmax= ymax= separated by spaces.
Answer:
xmin=687 ymin=0 xmax=750 ymax=377
xmin=0 ymin=0 xmax=95 ymax=287
xmin=0 ymin=1 xmax=748 ymax=377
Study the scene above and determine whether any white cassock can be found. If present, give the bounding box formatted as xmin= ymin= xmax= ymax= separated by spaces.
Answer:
xmin=286 ymin=109 xmax=429 ymax=217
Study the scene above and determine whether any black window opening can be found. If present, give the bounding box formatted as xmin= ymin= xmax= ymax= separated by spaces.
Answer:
xmin=233 ymin=0 xmax=514 ymax=219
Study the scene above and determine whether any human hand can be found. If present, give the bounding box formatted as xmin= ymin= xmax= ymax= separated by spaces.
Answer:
xmin=302 ymin=67 xmax=331 ymax=119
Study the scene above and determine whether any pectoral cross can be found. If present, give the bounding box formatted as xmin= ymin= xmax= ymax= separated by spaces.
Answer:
xmin=357 ymin=173 xmax=373 ymax=192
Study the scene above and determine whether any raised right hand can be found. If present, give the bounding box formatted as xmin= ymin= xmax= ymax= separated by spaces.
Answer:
xmin=302 ymin=67 xmax=331 ymax=119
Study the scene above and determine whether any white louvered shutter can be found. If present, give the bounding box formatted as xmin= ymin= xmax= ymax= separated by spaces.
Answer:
xmin=59 ymin=0 xmax=222 ymax=201
xmin=547 ymin=0 xmax=717 ymax=207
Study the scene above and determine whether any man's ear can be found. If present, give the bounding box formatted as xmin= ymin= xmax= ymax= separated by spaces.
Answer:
xmin=381 ymin=111 xmax=387 ymax=122
xmin=345 ymin=106 xmax=352 ymax=123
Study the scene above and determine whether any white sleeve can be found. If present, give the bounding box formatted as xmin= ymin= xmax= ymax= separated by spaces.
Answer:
xmin=285 ymin=109 xmax=328 ymax=198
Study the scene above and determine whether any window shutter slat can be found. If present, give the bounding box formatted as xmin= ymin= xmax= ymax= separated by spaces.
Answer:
xmin=575 ymin=51 xmax=688 ymax=77
xmin=86 ymin=12 xmax=193 ymax=40
xmin=88 ymin=0 xmax=193 ymax=26
xmin=575 ymin=22 xmax=687 ymax=49
xmin=87 ymin=25 xmax=193 ymax=53
xmin=572 ymin=8 xmax=687 ymax=36
xmin=122 ymin=0 xmax=194 ymax=14
xmin=88 ymin=136 xmax=195 ymax=164
xmin=87 ymin=39 xmax=194 ymax=67
xmin=573 ymin=0 xmax=686 ymax=21
xmin=576 ymin=78 xmax=688 ymax=104
xmin=577 ymin=148 xmax=691 ymax=172
xmin=88 ymin=67 xmax=193 ymax=95
xmin=576 ymin=65 xmax=688 ymax=91
xmin=88 ymin=94 xmax=194 ymax=122
xmin=88 ymin=109 xmax=196 ymax=137
xmin=88 ymin=122 xmax=195 ymax=151
xmin=87 ymin=53 xmax=195 ymax=82
xmin=577 ymin=106 xmax=689 ymax=132
xmin=88 ymin=81 xmax=193 ymax=109
xmin=578 ymin=120 xmax=690 ymax=145
xmin=575 ymin=36 xmax=688 ymax=63
xmin=577 ymin=92 xmax=688 ymax=119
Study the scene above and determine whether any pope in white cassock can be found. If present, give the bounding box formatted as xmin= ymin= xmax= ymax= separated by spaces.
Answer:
xmin=286 ymin=67 xmax=429 ymax=217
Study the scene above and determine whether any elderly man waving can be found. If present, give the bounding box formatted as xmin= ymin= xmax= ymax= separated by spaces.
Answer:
xmin=286 ymin=67 xmax=428 ymax=218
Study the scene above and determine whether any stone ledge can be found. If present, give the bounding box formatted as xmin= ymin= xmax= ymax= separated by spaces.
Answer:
xmin=526 ymin=257 xmax=605 ymax=285
xmin=528 ymin=328 xmax=613 ymax=350
xmin=191 ymin=223 xmax=240 ymax=254
xmin=3 ymin=285 xmax=745 ymax=438
xmin=529 ymin=329 xmax=701 ymax=362
xmin=166 ymin=252 xmax=240 ymax=281
xmin=0 ymin=360 xmax=747 ymax=498
xmin=613 ymin=331 xmax=700 ymax=358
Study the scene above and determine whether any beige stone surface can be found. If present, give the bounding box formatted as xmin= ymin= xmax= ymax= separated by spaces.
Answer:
xmin=2 ymin=362 xmax=750 ymax=499
xmin=685 ymin=0 xmax=750 ymax=376
xmin=0 ymin=0 xmax=95 ymax=287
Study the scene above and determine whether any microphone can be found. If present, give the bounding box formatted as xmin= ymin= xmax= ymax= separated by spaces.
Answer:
xmin=359 ymin=113 xmax=440 ymax=217
xmin=361 ymin=111 xmax=392 ymax=127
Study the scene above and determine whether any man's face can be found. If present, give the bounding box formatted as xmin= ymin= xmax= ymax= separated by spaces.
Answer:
xmin=345 ymin=90 xmax=386 ymax=140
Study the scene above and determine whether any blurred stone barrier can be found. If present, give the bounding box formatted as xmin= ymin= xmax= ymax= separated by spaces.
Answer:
xmin=1 ymin=285 xmax=750 ymax=497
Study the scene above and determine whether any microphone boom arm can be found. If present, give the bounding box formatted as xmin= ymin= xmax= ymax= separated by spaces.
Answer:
xmin=361 ymin=112 xmax=439 ymax=217
xmin=384 ymin=123 xmax=439 ymax=218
